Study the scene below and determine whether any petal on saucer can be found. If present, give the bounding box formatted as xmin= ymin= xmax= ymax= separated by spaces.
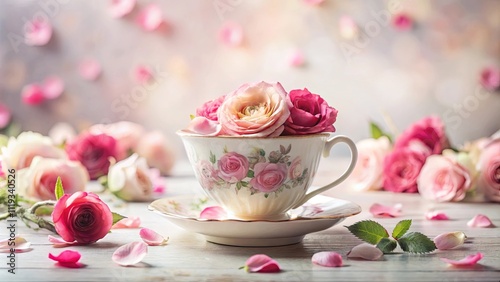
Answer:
xmin=199 ymin=206 xmax=227 ymax=220
xmin=347 ymin=243 xmax=383 ymax=260
xmin=312 ymin=251 xmax=343 ymax=267
xmin=425 ymin=211 xmax=450 ymax=221
xmin=441 ymin=252 xmax=483 ymax=266
xmin=139 ymin=228 xmax=168 ymax=246
xmin=467 ymin=214 xmax=494 ymax=228
xmin=112 ymin=242 xmax=148 ymax=266
xmin=244 ymin=254 xmax=281 ymax=273
xmin=369 ymin=203 xmax=402 ymax=218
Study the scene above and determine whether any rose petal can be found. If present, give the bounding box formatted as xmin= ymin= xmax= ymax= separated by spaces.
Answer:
xmin=112 ymin=241 xmax=148 ymax=266
xmin=49 ymin=250 xmax=85 ymax=268
xmin=219 ymin=22 xmax=243 ymax=47
xmin=184 ymin=116 xmax=222 ymax=136
xmin=134 ymin=65 xmax=153 ymax=84
xmin=109 ymin=0 xmax=136 ymax=18
xmin=441 ymin=252 xmax=484 ymax=266
xmin=24 ymin=19 xmax=52 ymax=46
xmin=467 ymin=214 xmax=494 ymax=228
xmin=369 ymin=203 xmax=402 ymax=218
xmin=149 ymin=168 xmax=166 ymax=194
xmin=244 ymin=254 xmax=281 ymax=273
xmin=112 ymin=216 xmax=142 ymax=229
xmin=199 ymin=206 xmax=227 ymax=220
xmin=137 ymin=4 xmax=163 ymax=31
xmin=48 ymin=235 xmax=78 ymax=247
xmin=0 ymin=236 xmax=32 ymax=253
xmin=21 ymin=84 xmax=45 ymax=105
xmin=312 ymin=251 xmax=343 ymax=267
xmin=42 ymin=76 xmax=64 ymax=99
xmin=0 ymin=103 xmax=11 ymax=129
xmin=434 ymin=231 xmax=467 ymax=250
xmin=139 ymin=228 xmax=168 ymax=246
xmin=347 ymin=243 xmax=384 ymax=260
xmin=425 ymin=211 xmax=450 ymax=221
xmin=78 ymin=58 xmax=101 ymax=81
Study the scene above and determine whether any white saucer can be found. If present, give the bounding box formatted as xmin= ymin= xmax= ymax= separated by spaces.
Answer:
xmin=148 ymin=194 xmax=361 ymax=247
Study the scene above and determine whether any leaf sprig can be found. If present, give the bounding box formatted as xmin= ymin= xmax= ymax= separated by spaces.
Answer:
xmin=345 ymin=220 xmax=436 ymax=254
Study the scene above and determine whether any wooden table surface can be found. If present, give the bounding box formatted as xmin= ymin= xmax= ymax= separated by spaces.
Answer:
xmin=2 ymin=160 xmax=499 ymax=282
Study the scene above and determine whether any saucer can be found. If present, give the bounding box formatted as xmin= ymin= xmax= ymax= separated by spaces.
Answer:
xmin=148 ymin=194 xmax=361 ymax=247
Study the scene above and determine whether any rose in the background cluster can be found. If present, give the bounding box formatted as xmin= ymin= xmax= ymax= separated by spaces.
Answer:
xmin=350 ymin=137 xmax=391 ymax=191
xmin=196 ymin=95 xmax=226 ymax=121
xmin=383 ymin=148 xmax=426 ymax=193
xmin=107 ymin=154 xmax=153 ymax=202
xmin=476 ymin=138 xmax=500 ymax=202
xmin=394 ymin=116 xmax=449 ymax=155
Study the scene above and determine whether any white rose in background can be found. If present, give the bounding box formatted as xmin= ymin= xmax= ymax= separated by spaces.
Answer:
xmin=48 ymin=122 xmax=77 ymax=145
xmin=135 ymin=131 xmax=176 ymax=175
xmin=108 ymin=154 xmax=153 ymax=202
xmin=89 ymin=121 xmax=145 ymax=158
xmin=349 ymin=137 xmax=391 ymax=191
xmin=17 ymin=156 xmax=89 ymax=200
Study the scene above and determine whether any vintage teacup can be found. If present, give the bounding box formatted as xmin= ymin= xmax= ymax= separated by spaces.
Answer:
xmin=178 ymin=132 xmax=358 ymax=221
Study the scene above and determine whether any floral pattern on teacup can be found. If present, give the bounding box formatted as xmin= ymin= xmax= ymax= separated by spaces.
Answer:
xmin=195 ymin=144 xmax=309 ymax=197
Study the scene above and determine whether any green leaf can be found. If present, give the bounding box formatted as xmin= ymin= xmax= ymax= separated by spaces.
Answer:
xmin=247 ymin=170 xmax=254 ymax=178
xmin=392 ymin=219 xmax=412 ymax=239
xmin=369 ymin=121 xmax=392 ymax=142
xmin=376 ymin=237 xmax=398 ymax=254
xmin=259 ymin=149 xmax=265 ymax=156
xmin=209 ymin=151 xmax=216 ymax=164
xmin=345 ymin=220 xmax=389 ymax=245
xmin=398 ymin=232 xmax=436 ymax=254
xmin=54 ymin=177 xmax=64 ymax=200
xmin=236 ymin=182 xmax=242 ymax=190
xmin=189 ymin=114 xmax=195 ymax=120
xmin=112 ymin=212 xmax=127 ymax=225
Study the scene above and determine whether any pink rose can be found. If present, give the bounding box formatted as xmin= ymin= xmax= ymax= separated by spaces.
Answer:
xmin=135 ymin=131 xmax=176 ymax=175
xmin=196 ymin=95 xmax=226 ymax=121
xmin=0 ymin=103 xmax=11 ymax=129
xmin=52 ymin=191 xmax=113 ymax=244
xmin=477 ymin=139 xmax=500 ymax=202
xmin=288 ymin=157 xmax=303 ymax=180
xmin=250 ymin=163 xmax=287 ymax=193
xmin=350 ymin=137 xmax=392 ymax=191
xmin=383 ymin=148 xmax=426 ymax=193
xmin=217 ymin=81 xmax=290 ymax=137
xmin=89 ymin=121 xmax=145 ymax=158
xmin=217 ymin=152 xmax=249 ymax=182
xmin=480 ymin=66 xmax=500 ymax=91
xmin=19 ymin=156 xmax=89 ymax=201
xmin=283 ymin=88 xmax=338 ymax=135
xmin=395 ymin=116 xmax=449 ymax=156
xmin=418 ymin=155 xmax=472 ymax=202
xmin=197 ymin=160 xmax=219 ymax=190
xmin=65 ymin=133 xmax=120 ymax=180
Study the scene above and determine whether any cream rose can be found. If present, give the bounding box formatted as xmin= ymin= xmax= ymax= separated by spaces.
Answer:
xmin=217 ymin=81 xmax=290 ymax=137
xmin=107 ymin=154 xmax=153 ymax=202
xmin=350 ymin=137 xmax=391 ymax=191
xmin=135 ymin=131 xmax=176 ymax=175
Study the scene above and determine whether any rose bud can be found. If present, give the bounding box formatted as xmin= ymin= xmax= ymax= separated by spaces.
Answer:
xmin=433 ymin=231 xmax=467 ymax=250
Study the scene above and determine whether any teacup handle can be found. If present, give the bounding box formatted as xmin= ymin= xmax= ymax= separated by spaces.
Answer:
xmin=292 ymin=135 xmax=358 ymax=209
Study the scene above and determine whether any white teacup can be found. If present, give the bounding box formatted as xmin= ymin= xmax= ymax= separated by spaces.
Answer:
xmin=178 ymin=132 xmax=358 ymax=221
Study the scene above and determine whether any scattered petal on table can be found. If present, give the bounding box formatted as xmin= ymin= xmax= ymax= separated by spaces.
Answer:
xmin=49 ymin=250 xmax=85 ymax=268
xmin=312 ymin=251 xmax=343 ymax=267
xmin=24 ymin=19 xmax=52 ymax=46
xmin=339 ymin=15 xmax=359 ymax=39
xmin=219 ymin=22 xmax=243 ymax=47
xmin=21 ymin=84 xmax=45 ymax=105
xmin=199 ymin=206 xmax=227 ymax=220
xmin=109 ymin=0 xmax=136 ymax=18
xmin=243 ymin=254 xmax=281 ymax=273
xmin=42 ymin=76 xmax=64 ymax=99
xmin=286 ymin=49 xmax=305 ymax=67
xmin=369 ymin=203 xmax=402 ymax=218
xmin=392 ymin=13 xmax=413 ymax=31
xmin=347 ymin=243 xmax=384 ymax=260
xmin=425 ymin=211 xmax=450 ymax=221
xmin=0 ymin=236 xmax=32 ymax=253
xmin=434 ymin=231 xmax=466 ymax=250
xmin=467 ymin=214 xmax=494 ymax=228
xmin=134 ymin=65 xmax=153 ymax=84
xmin=150 ymin=168 xmax=166 ymax=194
xmin=112 ymin=241 xmax=148 ymax=266
xmin=0 ymin=103 xmax=11 ymax=129
xmin=48 ymin=235 xmax=78 ymax=247
xmin=441 ymin=252 xmax=484 ymax=266
xmin=137 ymin=4 xmax=163 ymax=31
xmin=139 ymin=228 xmax=168 ymax=246
xmin=78 ymin=58 xmax=101 ymax=81
xmin=112 ymin=216 xmax=141 ymax=229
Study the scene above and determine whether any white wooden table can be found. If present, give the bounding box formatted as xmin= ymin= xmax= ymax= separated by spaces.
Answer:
xmin=2 ymin=160 xmax=499 ymax=282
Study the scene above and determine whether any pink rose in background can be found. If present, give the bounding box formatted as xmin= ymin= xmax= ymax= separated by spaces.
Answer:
xmin=24 ymin=18 xmax=52 ymax=46
xmin=52 ymin=191 xmax=113 ymax=244
xmin=219 ymin=22 xmax=244 ymax=47
xmin=218 ymin=81 xmax=290 ymax=137
xmin=392 ymin=13 xmax=413 ymax=31
xmin=250 ymin=163 xmax=287 ymax=193
xmin=383 ymin=148 xmax=426 ymax=193
xmin=288 ymin=157 xmax=303 ymax=180
xmin=135 ymin=131 xmax=176 ymax=175
xmin=350 ymin=137 xmax=392 ymax=191
xmin=0 ymin=103 xmax=11 ymax=129
xmin=418 ymin=155 xmax=472 ymax=202
xmin=479 ymin=66 xmax=500 ymax=91
xmin=197 ymin=160 xmax=219 ymax=190
xmin=48 ymin=122 xmax=77 ymax=146
xmin=89 ymin=121 xmax=145 ymax=158
xmin=65 ymin=133 xmax=120 ymax=180
xmin=283 ymin=88 xmax=338 ymax=135
xmin=217 ymin=152 xmax=249 ymax=182
xmin=21 ymin=84 xmax=45 ymax=105
xmin=477 ymin=139 xmax=500 ymax=202
xmin=196 ymin=95 xmax=226 ymax=121
xmin=394 ymin=116 xmax=449 ymax=156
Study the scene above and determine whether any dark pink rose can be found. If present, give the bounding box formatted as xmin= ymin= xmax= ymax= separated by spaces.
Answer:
xmin=283 ymin=88 xmax=338 ymax=135
xmin=66 ymin=133 xmax=121 ymax=180
xmin=383 ymin=148 xmax=426 ymax=193
xmin=196 ymin=95 xmax=226 ymax=121
xmin=480 ymin=66 xmax=500 ymax=91
xmin=250 ymin=163 xmax=287 ymax=193
xmin=52 ymin=191 xmax=113 ymax=244
xmin=395 ymin=116 xmax=449 ymax=155
xmin=217 ymin=152 xmax=249 ymax=182
xmin=392 ymin=13 xmax=413 ymax=31
xmin=477 ymin=139 xmax=500 ymax=202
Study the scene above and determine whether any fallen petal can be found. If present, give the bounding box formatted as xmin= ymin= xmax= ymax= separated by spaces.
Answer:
xmin=134 ymin=65 xmax=153 ymax=84
xmin=0 ymin=103 xmax=11 ymax=129
xmin=434 ymin=231 xmax=467 ymax=250
xmin=219 ymin=22 xmax=243 ymax=47
xmin=21 ymin=84 xmax=45 ymax=105
xmin=0 ymin=236 xmax=32 ymax=253
xmin=199 ymin=206 xmax=227 ymax=220
xmin=42 ymin=76 xmax=64 ymax=99
xmin=139 ymin=228 xmax=168 ymax=246
xmin=244 ymin=254 xmax=281 ymax=273
xmin=467 ymin=214 xmax=494 ymax=228
xmin=425 ymin=211 xmax=450 ymax=221
xmin=78 ymin=58 xmax=101 ymax=81
xmin=112 ymin=241 xmax=148 ymax=266
xmin=49 ymin=250 xmax=85 ymax=268
xmin=109 ymin=0 xmax=136 ymax=18
xmin=347 ymin=243 xmax=384 ymax=260
xmin=48 ymin=235 xmax=78 ymax=247
xmin=137 ymin=4 xmax=163 ymax=31
xmin=312 ymin=251 xmax=343 ymax=267
xmin=24 ymin=19 xmax=52 ymax=46
xmin=112 ymin=216 xmax=141 ymax=229
xmin=441 ymin=252 xmax=484 ymax=266
xmin=369 ymin=203 xmax=402 ymax=218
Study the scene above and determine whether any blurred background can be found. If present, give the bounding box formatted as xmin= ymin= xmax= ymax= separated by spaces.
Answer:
xmin=0 ymin=0 xmax=499 ymax=159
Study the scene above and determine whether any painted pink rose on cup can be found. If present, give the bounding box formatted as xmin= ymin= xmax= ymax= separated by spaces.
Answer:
xmin=417 ymin=155 xmax=472 ymax=202
xmin=350 ymin=137 xmax=391 ymax=191
xmin=217 ymin=81 xmax=290 ymax=137
xmin=65 ymin=133 xmax=121 ymax=180
xmin=217 ymin=152 xmax=249 ymax=182
xmin=289 ymin=157 xmax=303 ymax=180
xmin=197 ymin=160 xmax=219 ymax=190
xmin=383 ymin=148 xmax=426 ymax=193
xmin=196 ymin=95 xmax=226 ymax=121
xmin=250 ymin=163 xmax=287 ymax=193
xmin=477 ymin=139 xmax=500 ymax=202
xmin=52 ymin=191 xmax=113 ymax=244
xmin=283 ymin=88 xmax=338 ymax=135
xmin=395 ymin=116 xmax=449 ymax=156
